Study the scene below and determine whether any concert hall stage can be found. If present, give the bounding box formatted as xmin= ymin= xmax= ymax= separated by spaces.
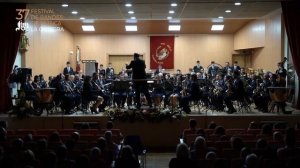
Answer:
xmin=1 ymin=107 xmax=300 ymax=150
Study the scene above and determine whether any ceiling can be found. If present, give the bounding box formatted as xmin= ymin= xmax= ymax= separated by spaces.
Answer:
xmin=1 ymin=0 xmax=284 ymax=34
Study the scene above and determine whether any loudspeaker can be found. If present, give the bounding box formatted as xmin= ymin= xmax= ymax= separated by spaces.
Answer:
xmin=17 ymin=68 xmax=32 ymax=83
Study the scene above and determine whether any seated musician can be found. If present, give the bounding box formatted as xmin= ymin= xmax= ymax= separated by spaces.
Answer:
xmin=39 ymin=74 xmax=48 ymax=88
xmin=32 ymin=75 xmax=41 ymax=89
xmin=152 ymin=73 xmax=165 ymax=108
xmin=163 ymin=75 xmax=175 ymax=108
xmin=252 ymin=73 xmax=271 ymax=112
xmin=126 ymin=82 xmax=135 ymax=107
xmin=82 ymin=76 xmax=104 ymax=113
xmin=233 ymin=61 xmax=241 ymax=73
xmin=59 ymin=74 xmax=81 ymax=114
xmin=92 ymin=72 xmax=110 ymax=112
xmin=210 ymin=73 xmax=225 ymax=111
xmin=73 ymin=74 xmax=83 ymax=92
xmin=169 ymin=75 xmax=182 ymax=108
xmin=21 ymin=74 xmax=36 ymax=102
xmin=154 ymin=64 xmax=164 ymax=75
xmin=179 ymin=74 xmax=201 ymax=113
xmin=275 ymin=62 xmax=287 ymax=87
xmin=112 ymin=75 xmax=128 ymax=108
xmin=223 ymin=71 xmax=246 ymax=114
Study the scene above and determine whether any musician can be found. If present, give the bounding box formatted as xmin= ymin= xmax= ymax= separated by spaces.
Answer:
xmin=73 ymin=74 xmax=84 ymax=92
xmin=126 ymin=53 xmax=152 ymax=109
xmin=63 ymin=61 xmax=74 ymax=75
xmin=193 ymin=60 xmax=204 ymax=73
xmin=275 ymin=62 xmax=287 ymax=86
xmin=32 ymin=75 xmax=41 ymax=89
xmin=233 ymin=61 xmax=241 ymax=73
xmin=163 ymin=75 xmax=175 ymax=108
xmin=223 ymin=62 xmax=232 ymax=75
xmin=21 ymin=74 xmax=36 ymax=102
xmin=92 ymin=72 xmax=110 ymax=112
xmin=60 ymin=74 xmax=81 ymax=114
xmin=208 ymin=61 xmax=219 ymax=79
xmin=210 ymin=73 xmax=225 ymax=111
xmin=252 ymin=73 xmax=271 ymax=112
xmin=82 ymin=76 xmax=104 ymax=113
xmin=154 ymin=64 xmax=164 ymax=75
xmin=152 ymin=73 xmax=165 ymax=108
xmin=180 ymin=74 xmax=201 ymax=113
xmin=106 ymin=63 xmax=115 ymax=79
xmin=39 ymin=74 xmax=48 ymax=88
xmin=98 ymin=64 xmax=106 ymax=77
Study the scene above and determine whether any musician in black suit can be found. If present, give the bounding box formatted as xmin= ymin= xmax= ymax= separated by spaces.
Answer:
xmin=63 ymin=61 xmax=74 ymax=75
xmin=126 ymin=53 xmax=152 ymax=109
xmin=106 ymin=63 xmax=115 ymax=79
xmin=223 ymin=62 xmax=232 ymax=75
xmin=208 ymin=61 xmax=219 ymax=79
xmin=98 ymin=64 xmax=106 ymax=77
xmin=233 ymin=61 xmax=241 ymax=73
xmin=193 ymin=60 xmax=203 ymax=73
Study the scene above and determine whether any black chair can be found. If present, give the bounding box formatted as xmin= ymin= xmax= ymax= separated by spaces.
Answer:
xmin=123 ymin=135 xmax=146 ymax=168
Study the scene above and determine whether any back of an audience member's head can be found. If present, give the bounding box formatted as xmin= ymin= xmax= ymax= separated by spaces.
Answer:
xmin=189 ymin=119 xmax=197 ymax=129
xmin=256 ymin=138 xmax=268 ymax=149
xmin=106 ymin=121 xmax=114 ymax=130
xmin=230 ymin=137 xmax=245 ymax=151
xmin=65 ymin=139 xmax=75 ymax=151
xmin=245 ymin=153 xmax=258 ymax=168
xmin=214 ymin=126 xmax=225 ymax=136
xmin=220 ymin=135 xmax=229 ymax=141
xmin=22 ymin=149 xmax=37 ymax=167
xmin=119 ymin=145 xmax=135 ymax=159
xmin=104 ymin=131 xmax=112 ymax=142
xmin=97 ymin=137 xmax=106 ymax=150
xmin=37 ymin=138 xmax=48 ymax=150
xmin=273 ymin=131 xmax=284 ymax=141
xmin=240 ymin=147 xmax=251 ymax=161
xmin=71 ymin=131 xmax=80 ymax=142
xmin=56 ymin=144 xmax=67 ymax=160
xmin=0 ymin=121 xmax=7 ymax=129
xmin=0 ymin=127 xmax=7 ymax=141
xmin=45 ymin=152 xmax=57 ymax=168
xmin=196 ymin=129 xmax=206 ymax=138
xmin=248 ymin=121 xmax=258 ymax=129
xmin=49 ymin=131 xmax=61 ymax=142
xmin=205 ymin=151 xmax=217 ymax=159
xmin=176 ymin=143 xmax=190 ymax=159
xmin=76 ymin=154 xmax=90 ymax=168
xmin=194 ymin=136 xmax=206 ymax=149
xmin=261 ymin=124 xmax=272 ymax=135
xmin=12 ymin=138 xmax=24 ymax=150
xmin=208 ymin=121 xmax=217 ymax=129
xmin=285 ymin=127 xmax=296 ymax=148
xmin=23 ymin=133 xmax=33 ymax=143
xmin=89 ymin=147 xmax=101 ymax=160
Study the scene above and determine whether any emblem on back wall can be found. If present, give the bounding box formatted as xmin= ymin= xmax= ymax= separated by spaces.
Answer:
xmin=152 ymin=42 xmax=172 ymax=64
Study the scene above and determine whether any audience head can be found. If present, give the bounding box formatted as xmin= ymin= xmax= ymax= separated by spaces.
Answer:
xmin=65 ymin=139 xmax=75 ymax=151
xmin=189 ymin=119 xmax=197 ymax=130
xmin=176 ymin=143 xmax=189 ymax=159
xmin=97 ymin=137 xmax=107 ymax=150
xmin=56 ymin=144 xmax=67 ymax=160
xmin=49 ymin=131 xmax=61 ymax=142
xmin=76 ymin=154 xmax=90 ymax=168
xmin=208 ymin=121 xmax=217 ymax=129
xmin=71 ymin=131 xmax=80 ymax=142
xmin=104 ymin=131 xmax=112 ymax=142
xmin=261 ymin=124 xmax=272 ymax=135
xmin=248 ymin=121 xmax=259 ymax=129
xmin=0 ymin=127 xmax=7 ymax=141
xmin=89 ymin=147 xmax=101 ymax=160
xmin=196 ymin=129 xmax=206 ymax=138
xmin=21 ymin=149 xmax=37 ymax=167
xmin=106 ymin=121 xmax=114 ymax=130
xmin=273 ymin=131 xmax=284 ymax=141
xmin=245 ymin=154 xmax=258 ymax=168
xmin=214 ymin=126 xmax=226 ymax=136
xmin=193 ymin=136 xmax=206 ymax=149
xmin=230 ymin=137 xmax=245 ymax=151
xmin=256 ymin=138 xmax=268 ymax=149
xmin=12 ymin=138 xmax=24 ymax=151
xmin=205 ymin=151 xmax=217 ymax=159
xmin=119 ymin=145 xmax=135 ymax=159
xmin=240 ymin=147 xmax=251 ymax=161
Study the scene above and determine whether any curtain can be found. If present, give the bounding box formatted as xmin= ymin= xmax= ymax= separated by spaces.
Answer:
xmin=282 ymin=1 xmax=300 ymax=109
xmin=0 ymin=3 xmax=26 ymax=113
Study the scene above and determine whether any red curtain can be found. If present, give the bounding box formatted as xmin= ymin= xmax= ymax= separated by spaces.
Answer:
xmin=0 ymin=3 xmax=26 ymax=113
xmin=150 ymin=36 xmax=175 ymax=69
xmin=282 ymin=1 xmax=300 ymax=109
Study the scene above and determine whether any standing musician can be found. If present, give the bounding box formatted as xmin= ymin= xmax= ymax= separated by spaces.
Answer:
xmin=275 ymin=62 xmax=287 ymax=86
xmin=126 ymin=53 xmax=152 ymax=109
xmin=98 ymin=64 xmax=106 ymax=77
xmin=106 ymin=63 xmax=115 ymax=79
xmin=63 ymin=61 xmax=74 ymax=76
xmin=193 ymin=60 xmax=204 ymax=73
xmin=208 ymin=61 xmax=220 ymax=79
xmin=91 ymin=72 xmax=110 ymax=112
xmin=233 ymin=61 xmax=241 ymax=73
xmin=223 ymin=62 xmax=232 ymax=75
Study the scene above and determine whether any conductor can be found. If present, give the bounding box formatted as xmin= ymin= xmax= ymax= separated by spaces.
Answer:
xmin=126 ymin=53 xmax=152 ymax=109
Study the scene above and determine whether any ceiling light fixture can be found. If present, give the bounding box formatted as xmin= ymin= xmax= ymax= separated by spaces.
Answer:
xmin=211 ymin=25 xmax=224 ymax=31
xmin=71 ymin=11 xmax=78 ymax=14
xmin=218 ymin=16 xmax=224 ymax=19
xmin=171 ymin=3 xmax=177 ymax=7
xmin=169 ymin=10 xmax=175 ymax=14
xmin=130 ymin=16 xmax=136 ymax=20
xmin=125 ymin=3 xmax=132 ymax=7
xmin=167 ymin=16 xmax=172 ymax=20
xmin=128 ymin=11 xmax=134 ymax=14
xmin=169 ymin=25 xmax=181 ymax=31
xmin=234 ymin=2 xmax=242 ymax=6
xmin=62 ymin=4 xmax=68 ymax=7
xmin=225 ymin=10 xmax=231 ymax=13
xmin=80 ymin=17 xmax=85 ymax=20
xmin=125 ymin=25 xmax=138 ymax=31
xmin=82 ymin=25 xmax=95 ymax=31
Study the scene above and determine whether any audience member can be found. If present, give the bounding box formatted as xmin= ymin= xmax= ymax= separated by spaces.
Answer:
xmin=115 ymin=145 xmax=140 ymax=168
xmin=89 ymin=147 xmax=105 ymax=168
xmin=169 ymin=143 xmax=196 ymax=168
xmin=244 ymin=153 xmax=259 ymax=168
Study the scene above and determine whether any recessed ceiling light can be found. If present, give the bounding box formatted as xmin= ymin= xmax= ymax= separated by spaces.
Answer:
xmin=171 ymin=3 xmax=177 ymax=7
xmin=169 ymin=25 xmax=181 ymax=31
xmin=211 ymin=25 xmax=224 ymax=31
xmin=218 ymin=16 xmax=224 ymax=19
xmin=82 ymin=25 xmax=95 ymax=31
xmin=130 ymin=16 xmax=136 ymax=20
xmin=80 ymin=17 xmax=85 ymax=20
xmin=234 ymin=2 xmax=242 ymax=6
xmin=225 ymin=10 xmax=231 ymax=13
xmin=128 ymin=11 xmax=134 ymax=14
xmin=125 ymin=3 xmax=132 ymax=7
xmin=71 ymin=11 xmax=78 ymax=14
xmin=169 ymin=10 xmax=175 ymax=14
xmin=62 ymin=4 xmax=68 ymax=7
xmin=167 ymin=16 xmax=173 ymax=20
xmin=125 ymin=25 xmax=138 ymax=31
